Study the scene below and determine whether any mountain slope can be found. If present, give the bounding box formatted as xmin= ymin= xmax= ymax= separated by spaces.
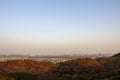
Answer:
xmin=0 ymin=53 xmax=120 ymax=80
xmin=112 ymin=52 xmax=120 ymax=57
xmin=53 ymin=53 xmax=120 ymax=80
xmin=0 ymin=60 xmax=54 ymax=74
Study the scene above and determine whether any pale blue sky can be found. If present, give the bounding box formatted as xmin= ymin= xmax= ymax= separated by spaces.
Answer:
xmin=0 ymin=0 xmax=120 ymax=55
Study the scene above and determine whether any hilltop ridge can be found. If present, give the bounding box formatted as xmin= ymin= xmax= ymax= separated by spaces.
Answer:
xmin=112 ymin=52 xmax=120 ymax=57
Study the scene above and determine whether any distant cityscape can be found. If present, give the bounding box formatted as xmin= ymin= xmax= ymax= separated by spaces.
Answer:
xmin=0 ymin=53 xmax=113 ymax=63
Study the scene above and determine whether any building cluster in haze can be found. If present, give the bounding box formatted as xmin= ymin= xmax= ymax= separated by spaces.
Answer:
xmin=0 ymin=53 xmax=113 ymax=63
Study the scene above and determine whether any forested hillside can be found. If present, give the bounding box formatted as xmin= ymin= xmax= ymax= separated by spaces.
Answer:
xmin=0 ymin=53 xmax=120 ymax=80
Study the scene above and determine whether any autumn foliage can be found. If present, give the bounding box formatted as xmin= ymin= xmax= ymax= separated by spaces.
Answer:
xmin=0 ymin=53 xmax=120 ymax=80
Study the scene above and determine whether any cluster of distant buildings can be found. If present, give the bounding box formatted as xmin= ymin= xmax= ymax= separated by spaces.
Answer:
xmin=0 ymin=53 xmax=113 ymax=63
xmin=0 ymin=56 xmax=72 ymax=63
xmin=0 ymin=57 xmax=27 ymax=62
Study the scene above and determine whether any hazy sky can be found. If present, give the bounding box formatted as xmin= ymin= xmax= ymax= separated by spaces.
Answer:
xmin=0 ymin=0 xmax=120 ymax=55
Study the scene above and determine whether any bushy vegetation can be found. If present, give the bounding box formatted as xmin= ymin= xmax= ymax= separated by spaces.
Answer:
xmin=0 ymin=75 xmax=14 ymax=80
xmin=0 ymin=53 xmax=120 ymax=80
xmin=6 ymin=73 xmax=35 ymax=80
